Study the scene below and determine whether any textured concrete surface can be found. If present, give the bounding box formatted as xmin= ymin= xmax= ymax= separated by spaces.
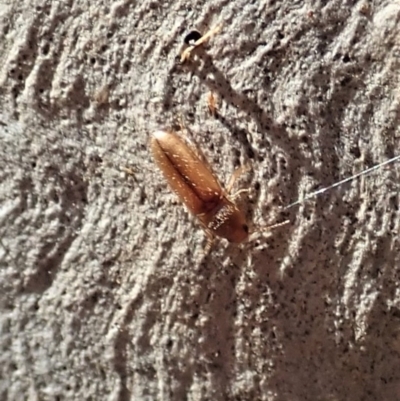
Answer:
xmin=1 ymin=0 xmax=400 ymax=400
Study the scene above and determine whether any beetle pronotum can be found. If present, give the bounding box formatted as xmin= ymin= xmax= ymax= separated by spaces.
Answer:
xmin=150 ymin=130 xmax=284 ymax=249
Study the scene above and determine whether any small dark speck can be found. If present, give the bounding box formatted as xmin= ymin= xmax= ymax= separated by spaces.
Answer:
xmin=301 ymin=135 xmax=309 ymax=143
xmin=90 ymin=292 xmax=99 ymax=304
xmin=342 ymin=54 xmax=350 ymax=63
xmin=333 ymin=52 xmax=342 ymax=61
xmin=247 ymin=148 xmax=255 ymax=159
xmin=350 ymin=146 xmax=361 ymax=158
xmin=184 ymin=30 xmax=202 ymax=45
xmin=139 ymin=190 xmax=146 ymax=205
xmin=390 ymin=308 xmax=400 ymax=319
xmin=42 ymin=43 xmax=50 ymax=55
xmin=340 ymin=76 xmax=352 ymax=86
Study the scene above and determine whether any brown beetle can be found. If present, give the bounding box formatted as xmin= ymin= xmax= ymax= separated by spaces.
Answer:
xmin=150 ymin=130 xmax=250 ymax=248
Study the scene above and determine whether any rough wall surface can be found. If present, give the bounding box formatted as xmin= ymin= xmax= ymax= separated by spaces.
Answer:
xmin=1 ymin=0 xmax=400 ymax=400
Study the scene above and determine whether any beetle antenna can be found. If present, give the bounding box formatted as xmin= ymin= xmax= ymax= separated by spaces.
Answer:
xmin=249 ymin=219 xmax=290 ymax=242
xmin=284 ymin=154 xmax=400 ymax=210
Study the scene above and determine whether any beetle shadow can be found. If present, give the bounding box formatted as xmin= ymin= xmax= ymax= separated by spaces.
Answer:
xmin=171 ymin=50 xmax=308 ymax=205
xmin=175 ymin=223 xmax=292 ymax=398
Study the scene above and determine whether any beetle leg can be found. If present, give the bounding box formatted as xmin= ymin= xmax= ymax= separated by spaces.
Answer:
xmin=204 ymin=229 xmax=215 ymax=253
xmin=180 ymin=23 xmax=223 ymax=63
xmin=230 ymin=188 xmax=250 ymax=201
xmin=248 ymin=219 xmax=289 ymax=242
xmin=226 ymin=165 xmax=250 ymax=194
xmin=193 ymin=23 xmax=223 ymax=47
xmin=264 ymin=219 xmax=290 ymax=230
xmin=120 ymin=166 xmax=135 ymax=176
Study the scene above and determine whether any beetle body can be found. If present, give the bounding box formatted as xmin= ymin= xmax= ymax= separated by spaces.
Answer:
xmin=150 ymin=130 xmax=249 ymax=244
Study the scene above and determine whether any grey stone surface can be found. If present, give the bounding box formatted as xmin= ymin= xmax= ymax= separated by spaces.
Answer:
xmin=1 ymin=0 xmax=400 ymax=400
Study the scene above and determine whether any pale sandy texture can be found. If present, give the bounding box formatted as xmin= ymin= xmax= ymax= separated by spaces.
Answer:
xmin=1 ymin=1 xmax=400 ymax=400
